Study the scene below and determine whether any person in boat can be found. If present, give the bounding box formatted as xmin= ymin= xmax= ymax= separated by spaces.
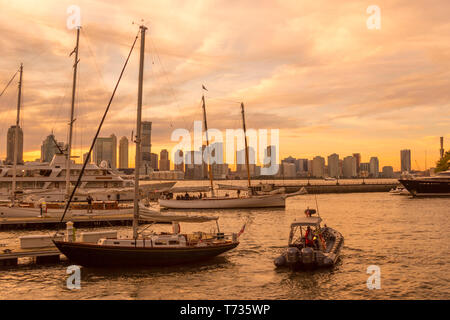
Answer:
xmin=305 ymin=226 xmax=314 ymax=247
xmin=237 ymin=189 xmax=241 ymax=198
xmin=199 ymin=193 xmax=202 ymax=199
xmin=86 ymin=195 xmax=93 ymax=213
xmin=184 ymin=192 xmax=189 ymax=200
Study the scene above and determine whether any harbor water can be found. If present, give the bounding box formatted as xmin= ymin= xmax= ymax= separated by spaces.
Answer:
xmin=0 ymin=191 xmax=448 ymax=299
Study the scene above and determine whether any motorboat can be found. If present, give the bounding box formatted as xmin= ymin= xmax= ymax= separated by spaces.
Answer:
xmin=274 ymin=209 xmax=344 ymax=270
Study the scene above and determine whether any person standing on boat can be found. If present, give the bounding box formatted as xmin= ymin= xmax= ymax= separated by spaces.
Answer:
xmin=237 ymin=189 xmax=241 ymax=198
xmin=86 ymin=195 xmax=93 ymax=213
xmin=305 ymin=226 xmax=314 ymax=247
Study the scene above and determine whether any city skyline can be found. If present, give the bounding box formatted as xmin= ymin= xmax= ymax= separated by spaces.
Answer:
xmin=0 ymin=1 xmax=449 ymax=171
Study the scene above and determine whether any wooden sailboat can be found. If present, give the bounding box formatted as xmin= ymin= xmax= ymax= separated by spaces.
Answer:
xmin=54 ymin=25 xmax=239 ymax=267
xmin=159 ymin=101 xmax=306 ymax=209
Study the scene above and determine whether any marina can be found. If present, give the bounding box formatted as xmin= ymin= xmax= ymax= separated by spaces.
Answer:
xmin=0 ymin=0 xmax=448 ymax=305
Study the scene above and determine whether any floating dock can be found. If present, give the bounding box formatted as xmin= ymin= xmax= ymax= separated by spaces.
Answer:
xmin=0 ymin=213 xmax=159 ymax=230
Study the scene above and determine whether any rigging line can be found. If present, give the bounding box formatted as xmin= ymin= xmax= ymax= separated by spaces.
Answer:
xmin=81 ymin=28 xmax=108 ymax=91
xmin=56 ymin=29 xmax=140 ymax=229
xmin=0 ymin=70 xmax=18 ymax=99
xmin=148 ymin=35 xmax=185 ymax=129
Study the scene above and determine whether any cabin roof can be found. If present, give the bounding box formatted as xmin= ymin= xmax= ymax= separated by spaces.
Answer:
xmin=291 ymin=216 xmax=322 ymax=227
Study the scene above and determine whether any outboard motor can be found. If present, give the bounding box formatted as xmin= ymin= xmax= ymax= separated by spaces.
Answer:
xmin=301 ymin=247 xmax=314 ymax=265
xmin=286 ymin=247 xmax=300 ymax=265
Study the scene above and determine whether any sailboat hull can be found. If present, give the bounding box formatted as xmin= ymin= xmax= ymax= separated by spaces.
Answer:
xmin=159 ymin=194 xmax=286 ymax=209
xmin=53 ymin=240 xmax=238 ymax=267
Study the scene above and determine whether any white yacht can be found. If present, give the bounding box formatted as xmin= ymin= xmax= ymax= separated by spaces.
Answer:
xmin=0 ymin=154 xmax=175 ymax=202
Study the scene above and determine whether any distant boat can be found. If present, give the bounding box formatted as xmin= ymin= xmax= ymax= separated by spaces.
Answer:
xmin=399 ymin=170 xmax=450 ymax=197
xmin=389 ymin=185 xmax=410 ymax=196
xmin=324 ymin=177 xmax=337 ymax=181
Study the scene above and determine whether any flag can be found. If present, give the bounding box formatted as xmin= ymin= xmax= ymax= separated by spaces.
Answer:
xmin=202 ymin=84 xmax=208 ymax=91
xmin=238 ymin=223 xmax=246 ymax=237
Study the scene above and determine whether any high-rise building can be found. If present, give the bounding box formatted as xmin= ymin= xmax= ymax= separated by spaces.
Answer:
xmin=40 ymin=134 xmax=64 ymax=163
xmin=174 ymin=149 xmax=184 ymax=172
xmin=150 ymin=152 xmax=158 ymax=171
xmin=360 ymin=162 xmax=370 ymax=177
xmin=6 ymin=125 xmax=23 ymax=165
xmin=83 ymin=152 xmax=91 ymax=164
xmin=93 ymin=134 xmax=117 ymax=168
xmin=236 ymin=147 xmax=256 ymax=177
xmin=343 ymin=156 xmax=357 ymax=178
xmin=382 ymin=166 xmax=394 ymax=178
xmin=141 ymin=121 xmax=152 ymax=170
xmin=312 ymin=156 xmax=325 ymax=178
xmin=119 ymin=136 xmax=128 ymax=169
xmin=352 ymin=153 xmax=361 ymax=175
xmin=327 ymin=153 xmax=340 ymax=178
xmin=159 ymin=149 xmax=170 ymax=171
xmin=369 ymin=157 xmax=379 ymax=177
xmin=400 ymin=149 xmax=411 ymax=173
xmin=282 ymin=162 xmax=296 ymax=178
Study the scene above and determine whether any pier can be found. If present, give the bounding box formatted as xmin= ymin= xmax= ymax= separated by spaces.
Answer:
xmin=0 ymin=213 xmax=161 ymax=230
xmin=0 ymin=245 xmax=62 ymax=266
xmin=276 ymin=183 xmax=398 ymax=194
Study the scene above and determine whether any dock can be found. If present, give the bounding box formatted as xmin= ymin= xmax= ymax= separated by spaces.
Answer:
xmin=0 ymin=245 xmax=63 ymax=266
xmin=0 ymin=213 xmax=161 ymax=230
xmin=278 ymin=183 xmax=397 ymax=194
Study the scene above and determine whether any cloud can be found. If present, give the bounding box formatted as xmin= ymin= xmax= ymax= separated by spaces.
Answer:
xmin=0 ymin=0 xmax=449 ymax=170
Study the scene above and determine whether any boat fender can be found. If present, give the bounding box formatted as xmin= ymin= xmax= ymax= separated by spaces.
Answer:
xmin=274 ymin=255 xmax=286 ymax=267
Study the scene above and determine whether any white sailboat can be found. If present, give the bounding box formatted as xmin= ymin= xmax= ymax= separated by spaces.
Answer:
xmin=159 ymin=99 xmax=306 ymax=209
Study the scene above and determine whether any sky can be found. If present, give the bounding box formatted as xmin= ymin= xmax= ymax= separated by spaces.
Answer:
xmin=0 ymin=0 xmax=449 ymax=170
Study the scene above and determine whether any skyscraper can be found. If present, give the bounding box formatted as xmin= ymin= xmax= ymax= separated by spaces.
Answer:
xmin=174 ymin=149 xmax=184 ymax=172
xmin=343 ymin=156 xmax=357 ymax=178
xmin=400 ymin=149 xmax=411 ymax=173
xmin=141 ymin=121 xmax=152 ymax=170
xmin=93 ymin=134 xmax=117 ymax=168
xmin=150 ymin=152 xmax=158 ymax=171
xmin=312 ymin=156 xmax=325 ymax=178
xmin=327 ymin=153 xmax=340 ymax=178
xmin=159 ymin=149 xmax=170 ymax=171
xmin=369 ymin=157 xmax=379 ymax=177
xmin=6 ymin=125 xmax=23 ymax=164
xmin=40 ymin=133 xmax=64 ymax=163
xmin=352 ymin=153 xmax=361 ymax=175
xmin=119 ymin=136 xmax=129 ymax=169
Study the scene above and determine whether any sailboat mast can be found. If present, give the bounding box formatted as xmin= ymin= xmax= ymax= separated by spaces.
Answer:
xmin=66 ymin=27 xmax=80 ymax=199
xmin=202 ymin=95 xmax=215 ymax=197
xmin=240 ymin=102 xmax=252 ymax=191
xmin=133 ymin=24 xmax=147 ymax=239
xmin=11 ymin=63 xmax=23 ymax=205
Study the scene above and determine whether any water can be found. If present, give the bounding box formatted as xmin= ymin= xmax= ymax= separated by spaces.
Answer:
xmin=0 ymin=192 xmax=449 ymax=299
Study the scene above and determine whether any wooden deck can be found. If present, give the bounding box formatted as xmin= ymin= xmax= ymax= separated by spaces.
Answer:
xmin=0 ymin=245 xmax=63 ymax=266
xmin=0 ymin=214 xmax=162 ymax=230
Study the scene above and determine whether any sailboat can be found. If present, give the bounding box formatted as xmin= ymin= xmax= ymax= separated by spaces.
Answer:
xmin=159 ymin=100 xmax=306 ymax=209
xmin=54 ymin=24 xmax=239 ymax=267
xmin=1 ymin=28 xmax=134 ymax=218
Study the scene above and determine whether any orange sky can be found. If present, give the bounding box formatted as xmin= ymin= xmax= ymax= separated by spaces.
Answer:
xmin=0 ymin=0 xmax=449 ymax=170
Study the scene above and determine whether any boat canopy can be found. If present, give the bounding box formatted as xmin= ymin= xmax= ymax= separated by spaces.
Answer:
xmin=138 ymin=204 xmax=218 ymax=223
xmin=291 ymin=216 xmax=322 ymax=227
